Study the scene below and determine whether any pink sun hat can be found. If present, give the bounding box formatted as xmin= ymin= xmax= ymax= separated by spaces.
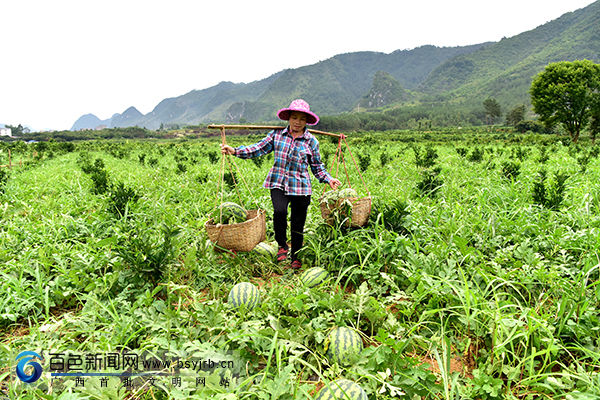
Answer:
xmin=276 ymin=99 xmax=319 ymax=125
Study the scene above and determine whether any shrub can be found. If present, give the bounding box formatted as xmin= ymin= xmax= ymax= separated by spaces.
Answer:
xmin=251 ymin=156 xmax=265 ymax=168
xmin=417 ymin=166 xmax=443 ymax=198
xmin=0 ymin=168 xmax=9 ymax=194
xmin=532 ymin=169 xmax=569 ymax=210
xmin=90 ymin=169 xmax=110 ymax=195
xmin=577 ymin=152 xmax=591 ymax=173
xmin=413 ymin=145 xmax=438 ymax=168
xmin=467 ymin=147 xmax=484 ymax=163
xmin=176 ymin=162 xmax=187 ymax=174
xmin=358 ymin=153 xmax=371 ymax=172
xmin=108 ymin=181 xmax=140 ymax=217
xmin=512 ymin=147 xmax=530 ymax=162
xmin=501 ymin=161 xmax=521 ymax=181
xmin=58 ymin=142 xmax=76 ymax=153
xmin=207 ymin=150 xmax=219 ymax=164
xmin=372 ymin=198 xmax=409 ymax=233
xmin=116 ymin=224 xmax=180 ymax=284
xmin=223 ymin=172 xmax=237 ymax=190
xmin=537 ymin=146 xmax=549 ymax=164
xmin=322 ymin=148 xmax=332 ymax=166
xmin=379 ymin=152 xmax=392 ymax=167
xmin=455 ymin=147 xmax=468 ymax=157
xmin=196 ymin=172 xmax=209 ymax=184
xmin=515 ymin=120 xmax=552 ymax=134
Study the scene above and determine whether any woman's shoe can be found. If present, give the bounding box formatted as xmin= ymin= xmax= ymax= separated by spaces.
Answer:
xmin=277 ymin=248 xmax=288 ymax=262
xmin=289 ymin=260 xmax=302 ymax=270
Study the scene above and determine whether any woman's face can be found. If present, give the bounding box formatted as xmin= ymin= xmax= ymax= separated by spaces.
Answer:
xmin=289 ymin=111 xmax=307 ymax=133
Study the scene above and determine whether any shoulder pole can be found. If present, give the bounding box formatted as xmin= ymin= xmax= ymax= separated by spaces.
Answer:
xmin=207 ymin=124 xmax=344 ymax=138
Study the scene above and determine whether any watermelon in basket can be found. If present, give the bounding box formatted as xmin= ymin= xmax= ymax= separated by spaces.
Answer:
xmin=205 ymin=202 xmax=266 ymax=252
xmin=319 ymin=188 xmax=371 ymax=228
xmin=210 ymin=202 xmax=247 ymax=225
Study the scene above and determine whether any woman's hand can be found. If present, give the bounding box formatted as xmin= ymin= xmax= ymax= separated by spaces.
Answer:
xmin=220 ymin=144 xmax=235 ymax=155
xmin=328 ymin=178 xmax=342 ymax=190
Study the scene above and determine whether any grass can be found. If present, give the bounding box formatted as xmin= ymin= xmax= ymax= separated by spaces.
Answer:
xmin=0 ymin=131 xmax=599 ymax=399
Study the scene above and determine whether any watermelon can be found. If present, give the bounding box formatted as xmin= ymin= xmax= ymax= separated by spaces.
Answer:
xmin=338 ymin=188 xmax=358 ymax=198
xmin=325 ymin=327 xmax=363 ymax=366
xmin=321 ymin=188 xmax=358 ymax=205
xmin=253 ymin=242 xmax=277 ymax=258
xmin=314 ymin=379 xmax=367 ymax=400
xmin=211 ymin=202 xmax=247 ymax=224
xmin=299 ymin=267 xmax=328 ymax=288
xmin=228 ymin=282 xmax=260 ymax=310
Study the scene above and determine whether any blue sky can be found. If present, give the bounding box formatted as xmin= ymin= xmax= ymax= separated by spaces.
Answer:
xmin=0 ymin=0 xmax=596 ymax=131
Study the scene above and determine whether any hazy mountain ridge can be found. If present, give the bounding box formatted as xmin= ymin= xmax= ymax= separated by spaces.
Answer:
xmin=71 ymin=114 xmax=109 ymax=131
xmin=71 ymin=45 xmax=484 ymax=130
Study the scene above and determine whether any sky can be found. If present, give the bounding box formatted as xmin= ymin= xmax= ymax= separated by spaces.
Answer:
xmin=0 ymin=0 xmax=596 ymax=131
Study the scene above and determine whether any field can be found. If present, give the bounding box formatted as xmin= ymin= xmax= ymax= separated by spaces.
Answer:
xmin=1 ymin=129 xmax=600 ymax=399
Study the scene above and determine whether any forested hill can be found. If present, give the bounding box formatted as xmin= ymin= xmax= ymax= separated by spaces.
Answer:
xmin=420 ymin=0 xmax=600 ymax=106
xmin=72 ymin=1 xmax=600 ymax=131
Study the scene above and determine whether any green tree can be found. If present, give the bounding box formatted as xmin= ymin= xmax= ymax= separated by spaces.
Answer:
xmin=483 ymin=98 xmax=502 ymax=125
xmin=590 ymin=104 xmax=600 ymax=143
xmin=530 ymin=60 xmax=600 ymax=143
xmin=6 ymin=124 xmax=24 ymax=136
xmin=506 ymin=104 xmax=526 ymax=126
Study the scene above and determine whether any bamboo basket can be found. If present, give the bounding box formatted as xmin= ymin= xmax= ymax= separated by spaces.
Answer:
xmin=205 ymin=209 xmax=266 ymax=252
xmin=319 ymin=197 xmax=372 ymax=228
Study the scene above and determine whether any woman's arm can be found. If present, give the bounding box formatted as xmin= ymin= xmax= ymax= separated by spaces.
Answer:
xmin=307 ymin=137 xmax=341 ymax=189
xmin=222 ymin=130 xmax=275 ymax=159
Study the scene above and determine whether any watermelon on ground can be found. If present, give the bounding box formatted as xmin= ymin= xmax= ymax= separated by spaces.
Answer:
xmin=299 ymin=267 xmax=328 ymax=288
xmin=314 ymin=379 xmax=367 ymax=400
xmin=325 ymin=327 xmax=363 ymax=366
xmin=253 ymin=242 xmax=277 ymax=258
xmin=228 ymin=282 xmax=260 ymax=310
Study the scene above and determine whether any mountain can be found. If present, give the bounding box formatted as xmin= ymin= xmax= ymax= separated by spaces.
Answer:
xmin=359 ymin=71 xmax=410 ymax=109
xmin=220 ymin=45 xmax=486 ymax=124
xmin=71 ymin=1 xmax=600 ymax=130
xmin=110 ymin=106 xmax=143 ymax=128
xmin=421 ymin=1 xmax=600 ymax=106
xmin=71 ymin=44 xmax=484 ymax=130
xmin=71 ymin=114 xmax=109 ymax=131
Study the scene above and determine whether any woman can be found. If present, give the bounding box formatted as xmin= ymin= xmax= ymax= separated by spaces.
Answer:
xmin=220 ymin=99 xmax=341 ymax=269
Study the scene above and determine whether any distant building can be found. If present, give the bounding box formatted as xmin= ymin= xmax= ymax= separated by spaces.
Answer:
xmin=95 ymin=125 xmax=108 ymax=130
xmin=0 ymin=128 xmax=12 ymax=137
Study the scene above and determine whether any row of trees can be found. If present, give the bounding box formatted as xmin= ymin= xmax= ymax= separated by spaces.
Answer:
xmin=3 ymin=124 xmax=30 ymax=135
xmin=482 ymin=98 xmax=527 ymax=127
xmin=482 ymin=60 xmax=599 ymax=143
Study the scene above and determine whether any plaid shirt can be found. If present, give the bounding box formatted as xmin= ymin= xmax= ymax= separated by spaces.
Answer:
xmin=234 ymin=127 xmax=332 ymax=196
